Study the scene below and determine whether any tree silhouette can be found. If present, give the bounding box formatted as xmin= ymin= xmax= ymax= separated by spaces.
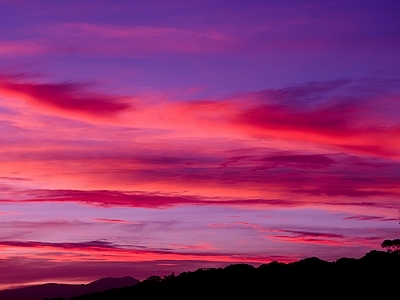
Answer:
xmin=381 ymin=239 xmax=400 ymax=252
xmin=144 ymin=275 xmax=162 ymax=282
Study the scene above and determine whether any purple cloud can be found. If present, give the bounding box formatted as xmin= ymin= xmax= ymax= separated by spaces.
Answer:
xmin=262 ymin=154 xmax=334 ymax=169
xmin=342 ymin=215 xmax=398 ymax=222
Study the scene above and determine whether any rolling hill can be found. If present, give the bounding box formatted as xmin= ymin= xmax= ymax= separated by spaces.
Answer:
xmin=0 ymin=276 xmax=138 ymax=300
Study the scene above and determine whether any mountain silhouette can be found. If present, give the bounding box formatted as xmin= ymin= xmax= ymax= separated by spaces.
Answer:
xmin=61 ymin=250 xmax=399 ymax=299
xmin=2 ymin=250 xmax=399 ymax=299
xmin=0 ymin=276 xmax=138 ymax=300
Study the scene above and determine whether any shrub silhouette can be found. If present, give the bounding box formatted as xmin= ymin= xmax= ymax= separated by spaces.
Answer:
xmin=381 ymin=239 xmax=400 ymax=252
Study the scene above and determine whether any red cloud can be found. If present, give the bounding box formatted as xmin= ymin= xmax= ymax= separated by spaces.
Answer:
xmin=143 ymin=78 xmax=400 ymax=159
xmin=2 ymin=185 xmax=398 ymax=210
xmin=225 ymin=79 xmax=400 ymax=158
xmin=92 ymin=218 xmax=138 ymax=224
xmin=233 ymin=100 xmax=400 ymax=158
xmin=16 ymin=189 xmax=300 ymax=209
xmin=0 ymin=75 xmax=131 ymax=121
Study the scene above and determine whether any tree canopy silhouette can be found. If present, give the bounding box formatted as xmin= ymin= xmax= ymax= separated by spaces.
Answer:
xmin=46 ymin=249 xmax=399 ymax=300
xmin=381 ymin=239 xmax=400 ymax=252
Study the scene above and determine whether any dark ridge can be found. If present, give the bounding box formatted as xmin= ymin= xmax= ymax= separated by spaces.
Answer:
xmin=1 ymin=250 xmax=398 ymax=300
xmin=45 ymin=250 xmax=399 ymax=299
xmin=0 ymin=276 xmax=138 ymax=300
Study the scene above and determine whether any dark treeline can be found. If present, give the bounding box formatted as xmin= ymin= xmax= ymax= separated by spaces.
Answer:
xmin=48 ymin=250 xmax=399 ymax=299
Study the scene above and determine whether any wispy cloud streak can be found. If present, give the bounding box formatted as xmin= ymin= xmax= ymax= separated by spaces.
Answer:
xmin=0 ymin=75 xmax=131 ymax=122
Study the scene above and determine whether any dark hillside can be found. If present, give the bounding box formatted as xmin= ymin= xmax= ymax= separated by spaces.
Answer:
xmin=61 ymin=250 xmax=399 ymax=299
xmin=0 ymin=277 xmax=138 ymax=300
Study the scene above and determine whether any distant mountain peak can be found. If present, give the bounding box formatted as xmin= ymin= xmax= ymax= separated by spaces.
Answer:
xmin=0 ymin=276 xmax=139 ymax=300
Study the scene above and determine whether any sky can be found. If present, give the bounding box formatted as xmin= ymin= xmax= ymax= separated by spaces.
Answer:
xmin=0 ymin=0 xmax=400 ymax=290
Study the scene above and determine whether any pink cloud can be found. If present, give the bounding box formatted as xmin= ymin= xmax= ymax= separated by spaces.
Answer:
xmin=0 ymin=41 xmax=45 ymax=56
xmin=92 ymin=218 xmax=138 ymax=224
xmin=123 ymin=78 xmax=400 ymax=159
xmin=0 ymin=240 xmax=117 ymax=251
xmin=0 ymin=211 xmax=21 ymax=216
xmin=2 ymin=145 xmax=399 ymax=209
xmin=6 ymin=219 xmax=86 ymax=226
xmin=0 ymin=176 xmax=31 ymax=181
xmin=0 ymin=75 xmax=399 ymax=210
xmin=168 ymin=242 xmax=215 ymax=251
xmin=0 ymin=239 xmax=283 ymax=267
xmin=48 ymin=22 xmax=236 ymax=56
xmin=0 ymin=75 xmax=131 ymax=121
xmin=274 ymin=229 xmax=346 ymax=240
xmin=232 ymin=100 xmax=400 ymax=158
xmin=2 ymin=189 xmax=299 ymax=209
xmin=13 ymin=187 xmax=396 ymax=210
xmin=10 ymin=7 xmax=397 ymax=59
xmin=1 ymin=151 xmax=399 ymax=209
xmin=269 ymin=229 xmax=381 ymax=248
xmin=261 ymin=154 xmax=334 ymax=169
xmin=2 ymin=74 xmax=399 ymax=160
xmin=291 ymin=187 xmax=397 ymax=198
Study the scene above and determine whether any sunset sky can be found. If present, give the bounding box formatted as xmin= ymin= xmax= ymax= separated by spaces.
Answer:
xmin=1 ymin=0 xmax=400 ymax=290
